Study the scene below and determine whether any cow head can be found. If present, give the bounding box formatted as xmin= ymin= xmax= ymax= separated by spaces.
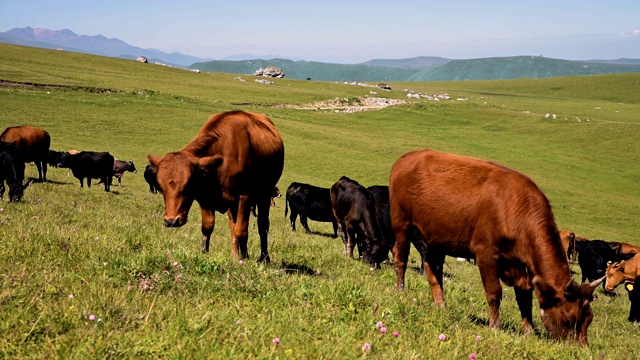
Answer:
xmin=361 ymin=241 xmax=392 ymax=266
xmin=8 ymin=179 xmax=33 ymax=202
xmin=148 ymin=152 xmax=223 ymax=228
xmin=605 ymin=261 xmax=626 ymax=292
xmin=534 ymin=276 xmax=604 ymax=345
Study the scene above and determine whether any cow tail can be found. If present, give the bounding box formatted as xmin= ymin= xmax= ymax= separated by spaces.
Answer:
xmin=284 ymin=192 xmax=289 ymax=217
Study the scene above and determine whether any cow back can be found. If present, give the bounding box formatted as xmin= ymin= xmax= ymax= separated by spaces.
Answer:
xmin=186 ymin=110 xmax=284 ymax=202
xmin=0 ymin=126 xmax=51 ymax=163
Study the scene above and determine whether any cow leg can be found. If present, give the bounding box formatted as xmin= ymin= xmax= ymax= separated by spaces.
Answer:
xmin=392 ymin=222 xmax=412 ymax=291
xmin=332 ymin=220 xmax=339 ymax=238
xmin=476 ymin=254 xmax=503 ymax=329
xmin=300 ymin=216 xmax=312 ymax=234
xmin=424 ymin=251 xmax=446 ymax=307
xmin=256 ymin=196 xmax=272 ymax=263
xmin=514 ymin=287 xmax=535 ymax=336
xmin=0 ymin=181 xmax=5 ymax=199
xmin=87 ymin=178 xmax=91 ymax=188
xmin=289 ymin=211 xmax=298 ymax=231
xmin=345 ymin=223 xmax=358 ymax=259
xmin=228 ymin=195 xmax=251 ymax=260
xmin=79 ymin=178 xmax=85 ymax=188
xmin=106 ymin=176 xmax=112 ymax=192
xmin=200 ymin=208 xmax=215 ymax=253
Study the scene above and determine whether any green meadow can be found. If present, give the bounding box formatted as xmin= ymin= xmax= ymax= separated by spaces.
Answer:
xmin=0 ymin=43 xmax=639 ymax=359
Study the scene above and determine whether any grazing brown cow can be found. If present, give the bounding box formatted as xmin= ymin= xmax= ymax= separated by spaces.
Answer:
xmin=0 ymin=126 xmax=51 ymax=182
xmin=559 ymin=230 xmax=577 ymax=261
xmin=148 ymin=110 xmax=284 ymax=262
xmin=389 ymin=149 xmax=603 ymax=345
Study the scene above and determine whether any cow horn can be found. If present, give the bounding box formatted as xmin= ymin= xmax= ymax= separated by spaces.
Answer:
xmin=607 ymin=260 xmax=612 ymax=266
xmin=564 ymin=277 xmax=576 ymax=292
xmin=588 ymin=275 xmax=606 ymax=289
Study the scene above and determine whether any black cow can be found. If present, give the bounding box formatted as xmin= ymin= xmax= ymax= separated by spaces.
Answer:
xmin=285 ymin=182 xmax=338 ymax=237
xmin=573 ymin=239 xmax=634 ymax=290
xmin=60 ymin=151 xmax=115 ymax=192
xmin=144 ymin=164 xmax=160 ymax=193
xmin=330 ymin=176 xmax=389 ymax=265
xmin=0 ymin=141 xmax=31 ymax=202
xmin=626 ymin=277 xmax=640 ymax=322
xmin=367 ymin=185 xmax=428 ymax=269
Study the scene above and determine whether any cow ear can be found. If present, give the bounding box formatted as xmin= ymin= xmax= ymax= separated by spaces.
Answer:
xmin=148 ymin=154 xmax=162 ymax=169
xmin=198 ymin=155 xmax=223 ymax=175
xmin=533 ymin=276 xmax=557 ymax=300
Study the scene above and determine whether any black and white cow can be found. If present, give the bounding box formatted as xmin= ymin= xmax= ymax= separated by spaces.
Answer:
xmin=285 ymin=182 xmax=338 ymax=237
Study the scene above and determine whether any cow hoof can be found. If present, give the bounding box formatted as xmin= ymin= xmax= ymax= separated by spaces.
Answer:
xmin=258 ymin=254 xmax=271 ymax=263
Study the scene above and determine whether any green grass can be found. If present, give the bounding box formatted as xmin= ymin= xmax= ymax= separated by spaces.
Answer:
xmin=1 ymin=43 xmax=640 ymax=359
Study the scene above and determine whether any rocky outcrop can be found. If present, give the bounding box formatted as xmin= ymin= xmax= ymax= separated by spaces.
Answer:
xmin=254 ymin=66 xmax=285 ymax=78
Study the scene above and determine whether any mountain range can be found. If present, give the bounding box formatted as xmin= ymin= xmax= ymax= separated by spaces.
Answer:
xmin=2 ymin=27 xmax=640 ymax=82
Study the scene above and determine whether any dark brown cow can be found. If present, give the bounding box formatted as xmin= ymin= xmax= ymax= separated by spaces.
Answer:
xmin=0 ymin=126 xmax=51 ymax=182
xmin=147 ymin=110 xmax=284 ymax=262
xmin=389 ymin=149 xmax=602 ymax=345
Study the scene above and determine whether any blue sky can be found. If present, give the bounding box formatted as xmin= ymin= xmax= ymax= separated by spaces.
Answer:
xmin=1 ymin=0 xmax=639 ymax=63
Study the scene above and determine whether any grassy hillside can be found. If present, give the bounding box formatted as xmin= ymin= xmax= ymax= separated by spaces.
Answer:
xmin=411 ymin=56 xmax=640 ymax=81
xmin=190 ymin=54 xmax=640 ymax=82
xmin=1 ymin=43 xmax=639 ymax=358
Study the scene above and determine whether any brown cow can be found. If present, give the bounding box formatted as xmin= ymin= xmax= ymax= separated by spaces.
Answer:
xmin=0 ymin=126 xmax=51 ymax=182
xmin=559 ymin=230 xmax=577 ymax=261
xmin=147 ymin=110 xmax=284 ymax=262
xmin=389 ymin=149 xmax=603 ymax=345
xmin=605 ymin=254 xmax=640 ymax=292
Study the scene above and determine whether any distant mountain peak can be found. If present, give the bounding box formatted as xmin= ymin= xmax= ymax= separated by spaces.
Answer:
xmin=1 ymin=26 xmax=213 ymax=67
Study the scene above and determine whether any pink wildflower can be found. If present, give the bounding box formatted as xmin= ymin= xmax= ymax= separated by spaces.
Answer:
xmin=89 ymin=315 xmax=96 ymax=321
xmin=380 ymin=327 xmax=388 ymax=334
xmin=236 ymin=319 xmax=242 ymax=325
xmin=68 ymin=294 xmax=74 ymax=299
xmin=33 ymin=215 xmax=38 ymax=220
xmin=439 ymin=333 xmax=446 ymax=341
xmin=173 ymin=261 xmax=179 ymax=267
xmin=272 ymin=338 xmax=280 ymax=345
xmin=413 ymin=298 xmax=417 ymax=302
xmin=469 ymin=353 xmax=476 ymax=360
xmin=476 ymin=335 xmax=481 ymax=341
xmin=362 ymin=343 xmax=371 ymax=351
xmin=393 ymin=331 xmax=399 ymax=337
xmin=376 ymin=321 xmax=383 ymax=328
xmin=239 ymin=260 xmax=244 ymax=265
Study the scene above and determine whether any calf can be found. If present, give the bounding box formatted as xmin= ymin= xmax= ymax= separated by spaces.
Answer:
xmin=60 ymin=151 xmax=115 ymax=192
xmin=99 ymin=159 xmax=137 ymax=186
xmin=330 ymin=176 xmax=388 ymax=265
xmin=0 ymin=126 xmax=51 ymax=182
xmin=144 ymin=164 xmax=160 ymax=193
xmin=285 ymin=182 xmax=338 ymax=237
xmin=0 ymin=141 xmax=31 ymax=202
xmin=367 ymin=185 xmax=428 ymax=269
xmin=605 ymin=254 xmax=640 ymax=322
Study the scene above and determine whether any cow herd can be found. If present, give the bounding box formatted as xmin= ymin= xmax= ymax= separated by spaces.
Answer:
xmin=1 ymin=111 xmax=638 ymax=346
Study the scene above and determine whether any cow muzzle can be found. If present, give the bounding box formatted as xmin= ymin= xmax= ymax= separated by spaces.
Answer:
xmin=164 ymin=217 xmax=184 ymax=228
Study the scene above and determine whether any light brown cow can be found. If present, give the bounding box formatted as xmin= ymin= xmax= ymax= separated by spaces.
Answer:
xmin=605 ymin=253 xmax=640 ymax=292
xmin=0 ymin=125 xmax=51 ymax=182
xmin=389 ymin=149 xmax=603 ymax=345
xmin=148 ymin=110 xmax=284 ymax=262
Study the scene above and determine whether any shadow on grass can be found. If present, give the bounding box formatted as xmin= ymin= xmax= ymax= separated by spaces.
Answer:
xmin=275 ymin=261 xmax=318 ymax=276
xmin=308 ymin=231 xmax=338 ymax=239
xmin=468 ymin=314 xmax=530 ymax=336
